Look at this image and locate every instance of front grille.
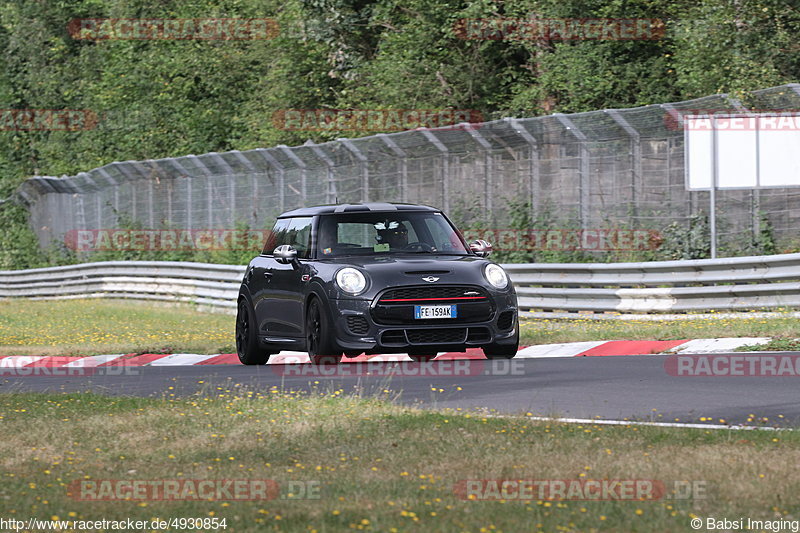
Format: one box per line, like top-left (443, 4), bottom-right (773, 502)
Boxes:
top-left (379, 285), bottom-right (488, 302)
top-left (381, 330), bottom-right (407, 345)
top-left (346, 316), bottom-right (369, 335)
top-left (467, 327), bottom-right (491, 342)
top-left (373, 285), bottom-right (494, 326)
top-left (406, 328), bottom-right (467, 344)
top-left (497, 310), bottom-right (515, 331)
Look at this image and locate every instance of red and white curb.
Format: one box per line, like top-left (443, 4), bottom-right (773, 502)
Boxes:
top-left (0, 337), bottom-right (773, 368)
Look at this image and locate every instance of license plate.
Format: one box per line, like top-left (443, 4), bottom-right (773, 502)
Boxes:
top-left (414, 305), bottom-right (457, 319)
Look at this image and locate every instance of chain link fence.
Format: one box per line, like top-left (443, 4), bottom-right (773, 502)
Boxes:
top-left (16, 83), bottom-right (800, 260)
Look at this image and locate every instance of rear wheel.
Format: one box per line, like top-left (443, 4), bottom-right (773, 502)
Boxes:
top-left (306, 298), bottom-right (342, 365)
top-left (236, 299), bottom-right (272, 365)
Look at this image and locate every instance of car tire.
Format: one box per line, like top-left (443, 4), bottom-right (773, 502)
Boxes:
top-left (483, 318), bottom-right (519, 359)
top-left (306, 298), bottom-right (342, 365)
top-left (236, 299), bottom-right (272, 365)
top-left (408, 352), bottom-right (438, 362)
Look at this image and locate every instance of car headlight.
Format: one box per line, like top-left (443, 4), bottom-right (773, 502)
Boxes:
top-left (483, 263), bottom-right (509, 289)
top-left (335, 267), bottom-right (367, 294)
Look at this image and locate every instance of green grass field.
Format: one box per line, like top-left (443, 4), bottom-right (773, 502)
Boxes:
top-left (0, 299), bottom-right (798, 356)
top-left (1, 392), bottom-right (797, 533)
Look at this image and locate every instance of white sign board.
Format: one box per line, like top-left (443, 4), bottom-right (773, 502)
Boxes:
top-left (685, 114), bottom-right (800, 190)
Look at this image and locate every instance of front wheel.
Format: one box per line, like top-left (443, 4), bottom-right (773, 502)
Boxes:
top-left (483, 319), bottom-right (519, 359)
top-left (482, 344), bottom-right (518, 359)
top-left (306, 298), bottom-right (342, 365)
top-left (236, 299), bottom-right (272, 365)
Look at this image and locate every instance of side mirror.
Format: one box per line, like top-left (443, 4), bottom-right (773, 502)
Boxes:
top-left (469, 239), bottom-right (493, 258)
top-left (274, 244), bottom-right (299, 266)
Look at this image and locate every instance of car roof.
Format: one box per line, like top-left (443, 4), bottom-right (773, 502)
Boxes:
top-left (278, 202), bottom-right (440, 218)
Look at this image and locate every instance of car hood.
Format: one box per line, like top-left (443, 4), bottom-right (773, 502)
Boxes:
top-left (319, 254), bottom-right (494, 287)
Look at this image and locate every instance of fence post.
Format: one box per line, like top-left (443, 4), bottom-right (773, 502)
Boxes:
top-left (306, 141), bottom-right (337, 204)
top-left (508, 118), bottom-right (540, 220)
top-left (186, 155), bottom-right (214, 227)
top-left (228, 150), bottom-right (261, 227)
top-left (339, 138), bottom-right (369, 203)
top-left (420, 130), bottom-right (449, 212)
top-left (606, 110), bottom-right (641, 220)
top-left (554, 114), bottom-right (590, 231)
top-left (208, 153), bottom-right (238, 227)
top-left (255, 149), bottom-right (286, 213)
top-left (377, 133), bottom-right (407, 202)
top-left (462, 123), bottom-right (493, 221)
top-left (278, 145), bottom-right (307, 206)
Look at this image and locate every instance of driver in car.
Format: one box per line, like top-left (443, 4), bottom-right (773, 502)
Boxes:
top-left (376, 221), bottom-right (409, 250)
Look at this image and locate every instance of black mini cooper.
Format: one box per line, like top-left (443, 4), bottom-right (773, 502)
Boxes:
top-left (235, 203), bottom-right (518, 364)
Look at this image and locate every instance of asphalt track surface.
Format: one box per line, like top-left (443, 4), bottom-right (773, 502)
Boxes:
top-left (3, 353), bottom-right (799, 428)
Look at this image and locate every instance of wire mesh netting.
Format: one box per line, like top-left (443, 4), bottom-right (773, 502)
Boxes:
top-left (16, 83), bottom-right (800, 258)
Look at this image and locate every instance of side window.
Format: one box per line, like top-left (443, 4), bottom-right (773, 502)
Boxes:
top-left (263, 219), bottom-right (290, 255)
top-left (283, 217), bottom-right (313, 258)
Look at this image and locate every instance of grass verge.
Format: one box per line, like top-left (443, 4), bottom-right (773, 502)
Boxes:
top-left (2, 299), bottom-right (800, 356)
top-left (737, 336), bottom-right (800, 352)
top-left (0, 299), bottom-right (234, 356)
top-left (0, 391), bottom-right (796, 533)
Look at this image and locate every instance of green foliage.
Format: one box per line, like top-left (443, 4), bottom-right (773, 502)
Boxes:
top-left (752, 212), bottom-right (777, 257)
top-left (659, 213), bottom-right (711, 260)
top-left (1, 0), bottom-right (798, 268)
top-left (0, 201), bottom-right (47, 269)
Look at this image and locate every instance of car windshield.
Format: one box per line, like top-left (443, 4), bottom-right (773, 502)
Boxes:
top-left (314, 211), bottom-right (470, 257)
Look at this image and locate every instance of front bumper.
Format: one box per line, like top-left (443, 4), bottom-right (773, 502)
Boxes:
top-left (329, 291), bottom-right (518, 354)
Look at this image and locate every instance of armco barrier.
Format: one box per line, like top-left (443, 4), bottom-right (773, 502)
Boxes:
top-left (505, 253), bottom-right (800, 313)
top-left (1, 253), bottom-right (800, 313)
top-left (0, 261), bottom-right (245, 309)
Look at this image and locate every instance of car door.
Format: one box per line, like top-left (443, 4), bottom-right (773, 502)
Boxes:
top-left (258, 216), bottom-right (313, 339)
top-left (251, 218), bottom-right (289, 336)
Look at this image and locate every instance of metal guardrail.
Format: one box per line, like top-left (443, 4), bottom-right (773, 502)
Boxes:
top-left (0, 261), bottom-right (246, 309)
top-left (505, 253), bottom-right (800, 313)
top-left (2, 253), bottom-right (800, 313)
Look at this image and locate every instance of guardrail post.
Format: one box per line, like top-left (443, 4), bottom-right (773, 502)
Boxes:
top-left (420, 129), bottom-right (450, 212)
top-left (554, 114), bottom-right (590, 231)
top-left (377, 133), bottom-right (407, 203)
top-left (339, 138), bottom-right (369, 203)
